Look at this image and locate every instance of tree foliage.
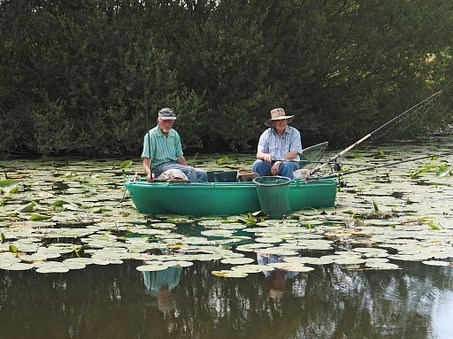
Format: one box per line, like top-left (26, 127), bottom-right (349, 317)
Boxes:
top-left (0, 0), bottom-right (451, 157)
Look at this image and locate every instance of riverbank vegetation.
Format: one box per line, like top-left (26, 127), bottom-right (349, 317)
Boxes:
top-left (1, 0), bottom-right (452, 157)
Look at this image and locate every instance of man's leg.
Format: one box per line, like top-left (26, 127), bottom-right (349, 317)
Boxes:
top-left (195, 169), bottom-right (207, 182)
top-left (278, 162), bottom-right (299, 178)
top-left (252, 160), bottom-right (272, 176)
top-left (158, 163), bottom-right (205, 182)
top-left (153, 163), bottom-right (193, 181)
top-left (153, 163), bottom-right (175, 179)
top-left (173, 164), bottom-right (198, 182)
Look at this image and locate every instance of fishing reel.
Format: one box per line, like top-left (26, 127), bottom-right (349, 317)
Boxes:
top-left (331, 161), bottom-right (342, 172)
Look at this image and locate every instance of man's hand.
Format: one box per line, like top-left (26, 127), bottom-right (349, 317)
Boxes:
top-left (262, 153), bottom-right (272, 162)
top-left (143, 158), bottom-right (154, 182)
top-left (271, 161), bottom-right (282, 175)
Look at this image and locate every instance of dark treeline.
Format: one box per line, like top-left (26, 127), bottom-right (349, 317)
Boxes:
top-left (1, 0), bottom-right (452, 157)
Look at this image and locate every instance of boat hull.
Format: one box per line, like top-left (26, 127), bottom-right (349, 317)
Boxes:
top-left (124, 178), bottom-right (337, 216)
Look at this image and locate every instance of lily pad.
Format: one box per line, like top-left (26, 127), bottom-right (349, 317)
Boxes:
top-left (149, 222), bottom-right (177, 229)
top-left (220, 257), bottom-right (255, 265)
top-left (422, 260), bottom-right (451, 267)
top-left (268, 262), bottom-right (315, 272)
top-left (365, 262), bottom-right (401, 270)
top-left (231, 264), bottom-right (275, 273)
top-left (35, 262), bottom-right (70, 273)
top-left (256, 247), bottom-right (299, 256)
top-left (211, 269), bottom-right (248, 278)
top-left (136, 264), bottom-right (169, 272)
top-left (2, 262), bottom-right (34, 271)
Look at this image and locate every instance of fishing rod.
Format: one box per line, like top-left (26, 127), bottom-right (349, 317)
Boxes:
top-left (275, 158), bottom-right (371, 168)
top-left (309, 90), bottom-right (443, 176)
top-left (2, 167), bottom-right (137, 179)
top-left (317, 152), bottom-right (452, 179)
top-left (51, 168), bottom-right (135, 175)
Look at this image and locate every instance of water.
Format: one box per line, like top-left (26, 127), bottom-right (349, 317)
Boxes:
top-left (0, 138), bottom-right (452, 338)
top-left (1, 260), bottom-right (452, 338)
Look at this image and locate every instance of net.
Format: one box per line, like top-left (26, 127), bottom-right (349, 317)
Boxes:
top-left (298, 141), bottom-right (328, 169)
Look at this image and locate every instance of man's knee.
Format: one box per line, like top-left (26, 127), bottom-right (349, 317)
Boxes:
top-left (252, 160), bottom-right (271, 176)
top-left (196, 170), bottom-right (207, 182)
top-left (279, 162), bottom-right (298, 178)
top-left (252, 159), bottom-right (264, 171)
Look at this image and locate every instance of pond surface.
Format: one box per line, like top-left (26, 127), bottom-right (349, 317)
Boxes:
top-left (0, 137), bottom-right (452, 339)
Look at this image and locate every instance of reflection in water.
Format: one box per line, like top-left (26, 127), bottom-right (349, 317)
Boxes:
top-left (257, 253), bottom-right (298, 301)
top-left (142, 267), bottom-right (182, 315)
top-left (0, 260), bottom-right (451, 338)
top-left (433, 291), bottom-right (453, 338)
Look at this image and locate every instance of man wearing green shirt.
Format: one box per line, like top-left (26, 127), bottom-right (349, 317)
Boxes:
top-left (141, 108), bottom-right (207, 182)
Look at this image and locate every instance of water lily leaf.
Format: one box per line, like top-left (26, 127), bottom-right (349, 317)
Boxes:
top-left (334, 257), bottom-right (366, 265)
top-left (365, 258), bottom-right (389, 265)
top-left (150, 222), bottom-right (177, 229)
top-left (389, 253), bottom-right (431, 261)
top-left (35, 264), bottom-right (70, 274)
top-left (16, 202), bottom-right (36, 213)
top-left (435, 164), bottom-right (451, 177)
top-left (61, 261), bottom-right (86, 270)
top-left (235, 243), bottom-right (272, 252)
top-left (136, 264), bottom-right (169, 272)
top-left (29, 213), bottom-right (52, 221)
top-left (201, 229), bottom-right (235, 238)
top-left (256, 247), bottom-right (299, 256)
top-left (283, 256), bottom-right (313, 264)
top-left (63, 257), bottom-right (94, 265)
top-left (221, 257), bottom-right (254, 265)
top-left (409, 163), bottom-right (438, 178)
top-left (211, 269), bottom-right (248, 278)
top-left (365, 262), bottom-right (401, 270)
top-left (419, 217), bottom-right (441, 230)
top-left (75, 246), bottom-right (85, 257)
top-left (422, 260), bottom-right (451, 267)
top-left (119, 160), bottom-right (133, 169)
top-left (255, 237), bottom-right (283, 244)
top-left (268, 262), bottom-right (315, 272)
top-left (0, 196), bottom-right (12, 206)
top-left (0, 179), bottom-right (18, 189)
top-left (53, 200), bottom-right (71, 207)
top-left (231, 264), bottom-right (274, 273)
top-left (293, 239), bottom-right (333, 251)
top-left (164, 260), bottom-right (194, 268)
top-left (352, 247), bottom-right (389, 258)
top-left (216, 156), bottom-right (230, 165)
top-left (92, 258), bottom-right (123, 265)
top-left (304, 256), bottom-right (335, 265)
top-left (3, 263), bottom-right (34, 271)
top-left (8, 186), bottom-right (19, 193)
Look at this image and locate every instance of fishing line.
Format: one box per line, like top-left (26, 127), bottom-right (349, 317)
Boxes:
top-left (318, 152), bottom-right (452, 179)
top-left (310, 90), bottom-right (443, 176)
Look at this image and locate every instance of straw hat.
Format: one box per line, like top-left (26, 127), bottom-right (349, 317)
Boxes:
top-left (265, 108), bottom-right (294, 127)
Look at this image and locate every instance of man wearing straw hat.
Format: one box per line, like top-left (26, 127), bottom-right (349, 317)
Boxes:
top-left (252, 108), bottom-right (302, 178)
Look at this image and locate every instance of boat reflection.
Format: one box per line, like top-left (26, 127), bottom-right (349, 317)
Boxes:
top-left (0, 260), bottom-right (451, 338)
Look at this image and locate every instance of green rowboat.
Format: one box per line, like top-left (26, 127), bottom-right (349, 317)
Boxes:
top-left (125, 177), bottom-right (337, 216)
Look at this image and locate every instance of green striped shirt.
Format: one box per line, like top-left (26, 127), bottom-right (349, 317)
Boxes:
top-left (141, 126), bottom-right (184, 168)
